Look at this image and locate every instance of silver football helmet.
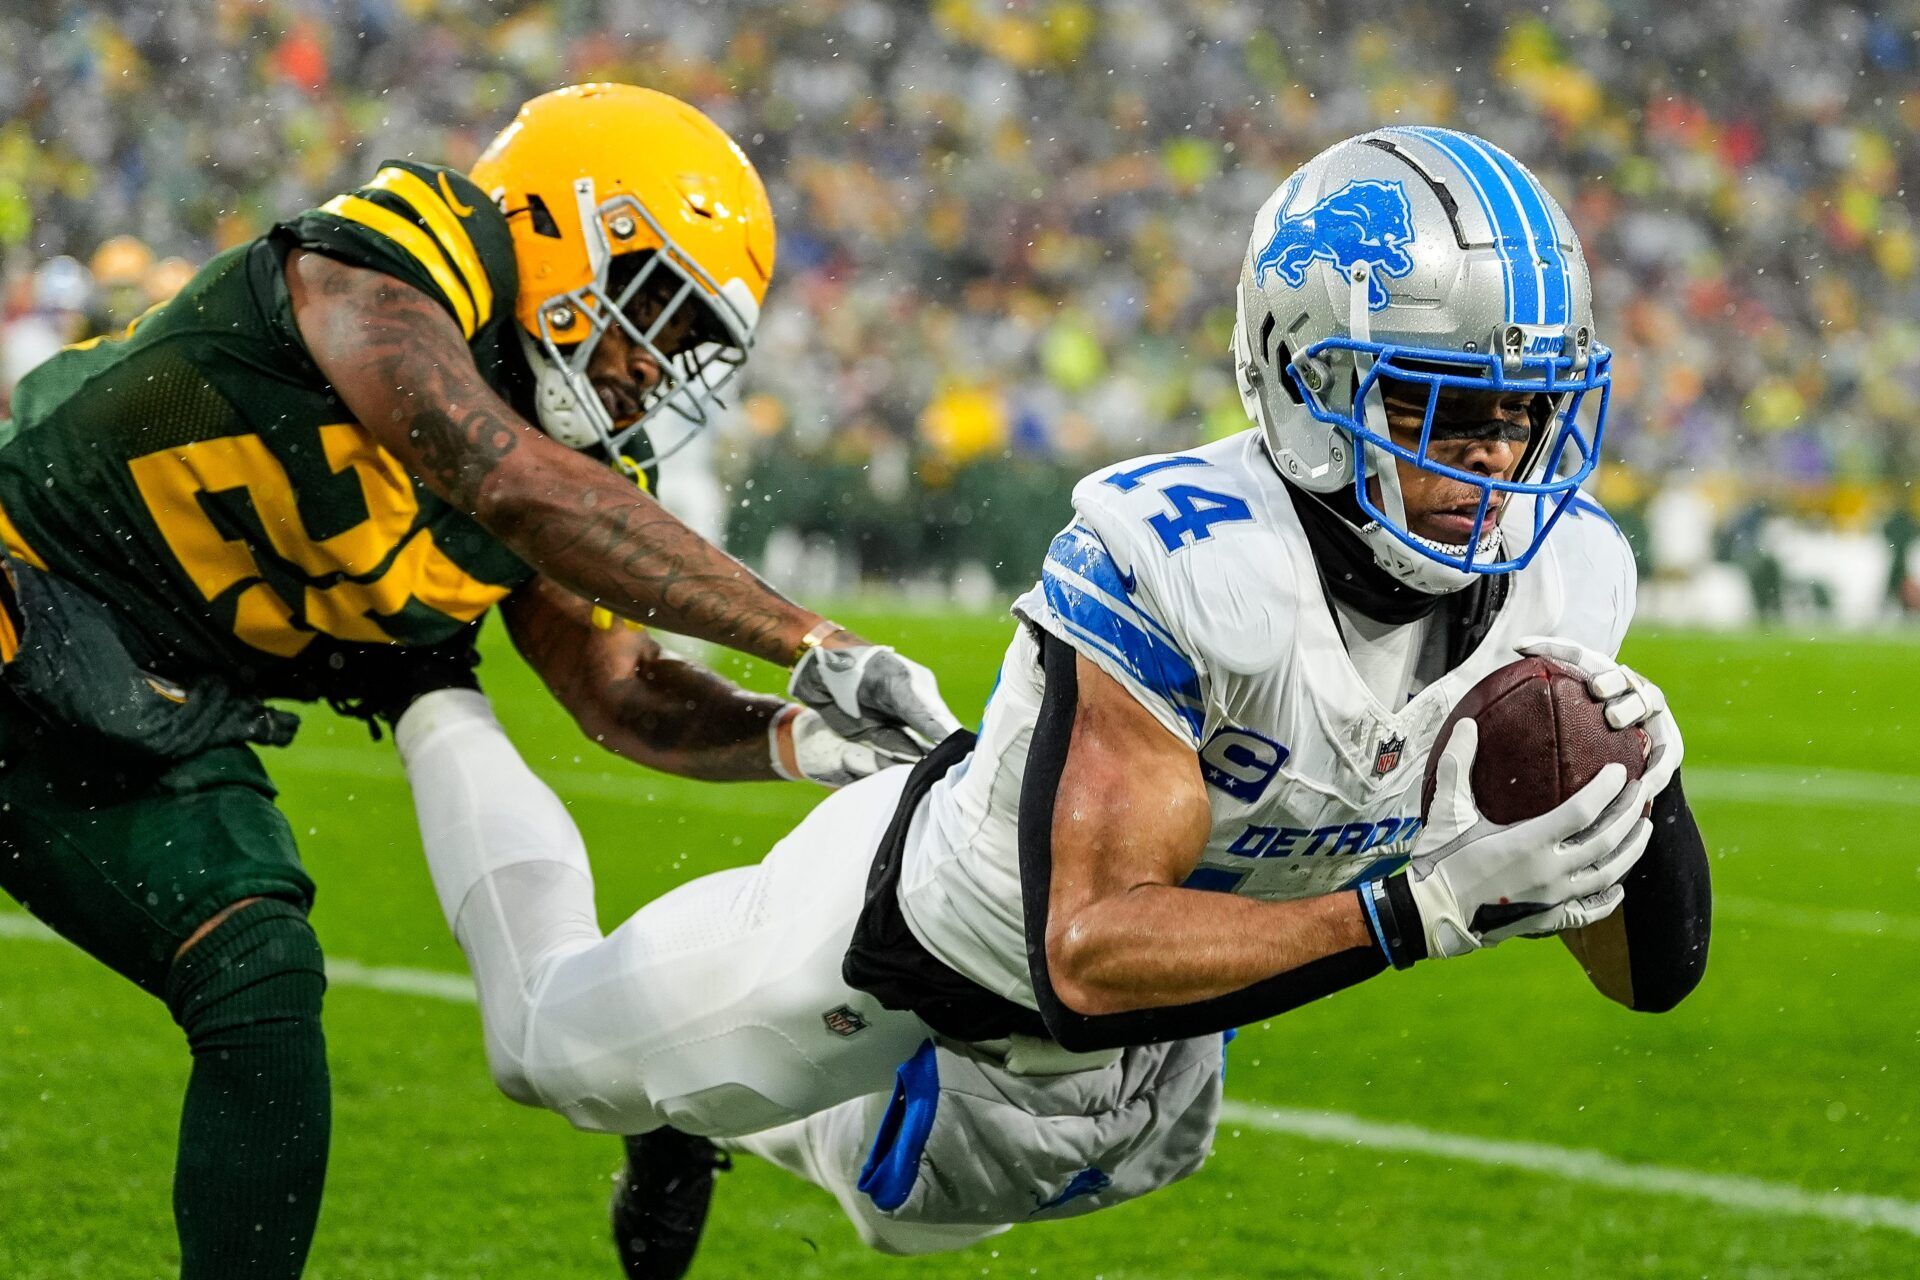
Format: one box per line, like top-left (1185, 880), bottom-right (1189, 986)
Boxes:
top-left (1231, 127), bottom-right (1611, 594)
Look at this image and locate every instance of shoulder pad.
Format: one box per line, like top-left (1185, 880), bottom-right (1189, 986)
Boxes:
top-left (277, 159), bottom-right (517, 341)
top-left (1540, 494), bottom-right (1637, 654)
top-left (1068, 449), bottom-right (1299, 677)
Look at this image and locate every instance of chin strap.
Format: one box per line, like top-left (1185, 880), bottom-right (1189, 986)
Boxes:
top-left (1282, 476), bottom-right (1510, 670)
top-left (517, 329), bottom-right (605, 450)
top-left (1346, 263), bottom-right (1374, 345)
top-left (1343, 261), bottom-right (1424, 552)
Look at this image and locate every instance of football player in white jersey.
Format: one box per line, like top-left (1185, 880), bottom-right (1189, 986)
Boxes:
top-left (393, 128), bottom-right (1709, 1277)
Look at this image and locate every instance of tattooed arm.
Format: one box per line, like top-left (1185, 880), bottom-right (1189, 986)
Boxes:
top-left (284, 250), bottom-right (839, 665)
top-left (501, 575), bottom-right (792, 782)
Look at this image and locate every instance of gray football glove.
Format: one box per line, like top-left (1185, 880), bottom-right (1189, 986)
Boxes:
top-left (788, 642), bottom-right (963, 764)
top-left (1402, 718), bottom-right (1652, 959)
top-left (770, 707), bottom-right (898, 788)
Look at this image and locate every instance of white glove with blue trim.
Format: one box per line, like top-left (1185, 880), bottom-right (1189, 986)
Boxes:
top-left (1376, 719), bottom-right (1652, 962)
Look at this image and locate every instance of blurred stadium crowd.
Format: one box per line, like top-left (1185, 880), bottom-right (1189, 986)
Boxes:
top-left (4, 0), bottom-right (1920, 622)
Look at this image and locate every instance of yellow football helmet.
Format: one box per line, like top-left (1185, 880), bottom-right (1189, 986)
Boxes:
top-left (470, 83), bottom-right (776, 464)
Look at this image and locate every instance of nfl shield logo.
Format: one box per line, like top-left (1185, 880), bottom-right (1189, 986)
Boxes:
top-left (822, 1005), bottom-right (869, 1038)
top-left (1373, 734), bottom-right (1406, 777)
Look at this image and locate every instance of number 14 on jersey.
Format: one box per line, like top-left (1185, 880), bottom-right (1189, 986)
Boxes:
top-left (1103, 456), bottom-right (1255, 554)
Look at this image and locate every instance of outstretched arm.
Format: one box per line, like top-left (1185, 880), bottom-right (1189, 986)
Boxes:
top-left (286, 249), bottom-right (820, 665)
top-left (501, 576), bottom-right (788, 782)
top-left (1031, 632), bottom-right (1646, 1052)
top-left (502, 576), bottom-right (897, 788)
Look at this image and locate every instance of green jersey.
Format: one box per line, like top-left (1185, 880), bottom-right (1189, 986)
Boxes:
top-left (0, 160), bottom-right (536, 697)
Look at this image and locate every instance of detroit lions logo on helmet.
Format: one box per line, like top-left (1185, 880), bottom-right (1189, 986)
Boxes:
top-left (1253, 179), bottom-right (1416, 312)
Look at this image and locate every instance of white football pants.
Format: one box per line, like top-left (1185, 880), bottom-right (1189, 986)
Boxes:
top-left (719, 1098), bottom-right (1011, 1256)
top-left (393, 689), bottom-right (933, 1139)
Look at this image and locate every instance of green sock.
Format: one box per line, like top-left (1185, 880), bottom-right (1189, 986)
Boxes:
top-left (165, 899), bottom-right (331, 1279)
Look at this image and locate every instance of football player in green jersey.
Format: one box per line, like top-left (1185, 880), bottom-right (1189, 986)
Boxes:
top-left (0, 83), bottom-right (959, 1279)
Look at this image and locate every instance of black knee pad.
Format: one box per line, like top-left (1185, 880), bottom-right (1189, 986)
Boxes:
top-left (165, 899), bottom-right (327, 1051)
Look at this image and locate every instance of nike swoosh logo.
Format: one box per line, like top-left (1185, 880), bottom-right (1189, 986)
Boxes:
top-left (437, 171), bottom-right (475, 216)
top-left (1117, 566), bottom-right (1138, 595)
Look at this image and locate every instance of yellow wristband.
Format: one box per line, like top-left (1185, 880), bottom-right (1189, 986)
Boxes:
top-left (591, 605), bottom-right (647, 633)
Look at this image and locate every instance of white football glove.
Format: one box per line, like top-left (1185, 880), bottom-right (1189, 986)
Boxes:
top-left (769, 706), bottom-right (896, 788)
top-left (1515, 636), bottom-right (1683, 802)
top-left (789, 642), bottom-right (963, 763)
top-left (1373, 719), bottom-right (1652, 962)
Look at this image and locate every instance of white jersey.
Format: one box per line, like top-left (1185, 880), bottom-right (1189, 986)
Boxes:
top-left (897, 430), bottom-right (1636, 1006)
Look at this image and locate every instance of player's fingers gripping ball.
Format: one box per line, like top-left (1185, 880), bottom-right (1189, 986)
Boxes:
top-left (1512, 636), bottom-right (1683, 801)
top-left (1422, 653), bottom-right (1651, 825)
top-left (1403, 719), bottom-right (1646, 958)
top-left (1375, 656), bottom-right (1660, 962)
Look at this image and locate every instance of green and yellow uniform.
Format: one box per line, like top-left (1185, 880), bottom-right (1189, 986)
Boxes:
top-left (0, 159), bottom-right (532, 983)
top-left (0, 160), bottom-right (533, 694)
top-left (0, 160), bottom-right (548, 1280)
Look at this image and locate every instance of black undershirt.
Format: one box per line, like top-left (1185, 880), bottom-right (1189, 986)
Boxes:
top-left (1285, 479), bottom-right (1448, 625)
top-left (1280, 473), bottom-right (1508, 672)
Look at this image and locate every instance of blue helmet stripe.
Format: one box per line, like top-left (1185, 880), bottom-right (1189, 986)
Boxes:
top-left (1396, 126), bottom-right (1539, 324)
top-left (1439, 130), bottom-right (1553, 324)
top-left (1457, 133), bottom-right (1570, 325)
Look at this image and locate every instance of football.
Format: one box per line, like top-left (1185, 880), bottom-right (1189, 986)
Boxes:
top-left (1422, 656), bottom-right (1649, 824)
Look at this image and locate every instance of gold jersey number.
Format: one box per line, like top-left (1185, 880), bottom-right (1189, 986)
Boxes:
top-left (128, 423), bottom-right (510, 657)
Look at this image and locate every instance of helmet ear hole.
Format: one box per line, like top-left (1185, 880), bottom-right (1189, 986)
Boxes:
top-left (1273, 342), bottom-right (1305, 406)
top-left (523, 193), bottom-right (563, 239)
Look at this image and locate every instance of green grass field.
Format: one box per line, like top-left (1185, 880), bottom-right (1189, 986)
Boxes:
top-left (2, 613), bottom-right (1917, 1279)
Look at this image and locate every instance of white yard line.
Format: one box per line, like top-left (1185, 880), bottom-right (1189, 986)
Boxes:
top-left (2, 909), bottom-right (1915, 1239)
top-left (0, 913), bottom-right (485, 999)
top-left (324, 955), bottom-right (479, 1002)
top-left (266, 752), bottom-right (1920, 944)
top-left (1680, 765), bottom-right (1920, 810)
top-left (1717, 896), bottom-right (1920, 943)
top-left (1217, 1101), bottom-right (1920, 1238)
top-left (263, 751), bottom-right (1920, 947)
top-left (271, 744), bottom-right (780, 810)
